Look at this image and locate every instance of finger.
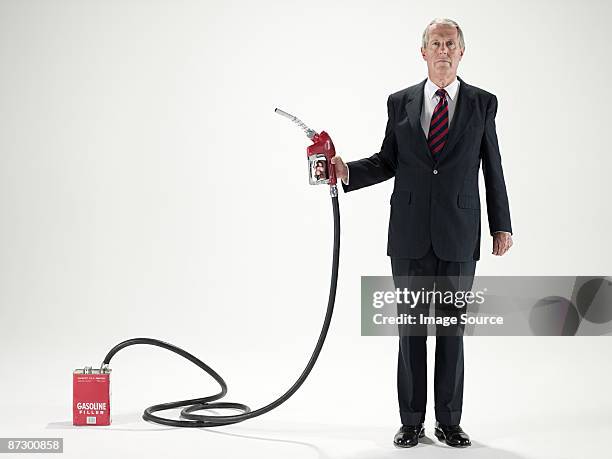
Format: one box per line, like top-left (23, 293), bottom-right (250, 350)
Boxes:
top-left (493, 237), bottom-right (499, 255)
top-left (501, 240), bottom-right (509, 255)
top-left (502, 237), bottom-right (511, 255)
top-left (497, 237), bottom-right (504, 256)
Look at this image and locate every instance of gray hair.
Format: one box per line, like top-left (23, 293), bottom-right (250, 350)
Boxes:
top-left (422, 18), bottom-right (465, 50)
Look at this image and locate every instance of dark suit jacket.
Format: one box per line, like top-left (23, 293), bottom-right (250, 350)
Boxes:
top-left (342, 76), bottom-right (512, 262)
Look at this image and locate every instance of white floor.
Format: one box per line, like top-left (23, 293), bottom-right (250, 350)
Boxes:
top-left (2, 337), bottom-right (612, 459)
top-left (0, 403), bottom-right (606, 459)
top-left (2, 319), bottom-right (612, 459)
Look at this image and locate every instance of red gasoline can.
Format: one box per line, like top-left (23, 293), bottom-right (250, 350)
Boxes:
top-left (73, 366), bottom-right (111, 426)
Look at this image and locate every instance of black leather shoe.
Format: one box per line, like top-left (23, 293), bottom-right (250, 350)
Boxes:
top-left (393, 424), bottom-right (425, 448)
top-left (434, 421), bottom-right (471, 447)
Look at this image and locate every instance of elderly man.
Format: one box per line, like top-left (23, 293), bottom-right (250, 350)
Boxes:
top-left (332, 18), bottom-right (513, 448)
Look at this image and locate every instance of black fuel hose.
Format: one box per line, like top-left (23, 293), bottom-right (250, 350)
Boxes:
top-left (102, 194), bottom-right (340, 427)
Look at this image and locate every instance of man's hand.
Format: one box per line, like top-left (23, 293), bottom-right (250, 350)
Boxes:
top-left (331, 156), bottom-right (348, 183)
top-left (492, 232), bottom-right (513, 256)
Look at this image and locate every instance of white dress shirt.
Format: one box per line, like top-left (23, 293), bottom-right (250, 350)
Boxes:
top-left (420, 77), bottom-right (459, 134)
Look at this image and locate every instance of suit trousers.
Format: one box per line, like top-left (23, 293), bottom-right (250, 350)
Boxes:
top-left (391, 245), bottom-right (476, 426)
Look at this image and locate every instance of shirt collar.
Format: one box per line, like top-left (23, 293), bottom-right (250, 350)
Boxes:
top-left (425, 77), bottom-right (460, 101)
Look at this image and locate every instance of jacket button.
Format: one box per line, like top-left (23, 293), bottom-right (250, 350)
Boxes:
top-left (433, 169), bottom-right (438, 175)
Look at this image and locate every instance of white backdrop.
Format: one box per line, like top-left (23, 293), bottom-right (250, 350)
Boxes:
top-left (1, 1), bottom-right (611, 458)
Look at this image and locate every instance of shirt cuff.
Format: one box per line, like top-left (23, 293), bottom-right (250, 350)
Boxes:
top-left (341, 164), bottom-right (349, 186)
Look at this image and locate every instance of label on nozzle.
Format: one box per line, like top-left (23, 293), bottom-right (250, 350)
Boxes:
top-left (308, 154), bottom-right (330, 185)
top-left (73, 368), bottom-right (111, 426)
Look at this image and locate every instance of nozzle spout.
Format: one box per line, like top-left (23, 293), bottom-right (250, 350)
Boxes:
top-left (274, 108), bottom-right (317, 139)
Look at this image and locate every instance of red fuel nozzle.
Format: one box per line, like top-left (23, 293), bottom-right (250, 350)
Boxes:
top-left (275, 108), bottom-right (337, 187)
top-left (307, 131), bottom-right (337, 186)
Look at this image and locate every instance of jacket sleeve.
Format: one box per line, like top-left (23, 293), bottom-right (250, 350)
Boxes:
top-left (481, 94), bottom-right (513, 235)
top-left (341, 95), bottom-right (398, 192)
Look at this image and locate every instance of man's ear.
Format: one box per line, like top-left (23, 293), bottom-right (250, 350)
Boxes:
top-left (420, 47), bottom-right (426, 60)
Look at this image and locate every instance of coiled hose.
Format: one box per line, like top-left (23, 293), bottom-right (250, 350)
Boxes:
top-left (102, 194), bottom-right (340, 427)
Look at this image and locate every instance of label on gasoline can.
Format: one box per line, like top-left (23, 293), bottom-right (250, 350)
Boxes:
top-left (73, 367), bottom-right (111, 426)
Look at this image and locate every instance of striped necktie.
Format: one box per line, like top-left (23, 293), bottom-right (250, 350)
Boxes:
top-left (428, 88), bottom-right (449, 155)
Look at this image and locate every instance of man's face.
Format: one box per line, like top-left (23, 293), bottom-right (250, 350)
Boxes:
top-left (421, 24), bottom-right (464, 75)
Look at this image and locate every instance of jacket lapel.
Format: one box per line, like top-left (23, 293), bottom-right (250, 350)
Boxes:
top-left (404, 79), bottom-right (433, 166)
